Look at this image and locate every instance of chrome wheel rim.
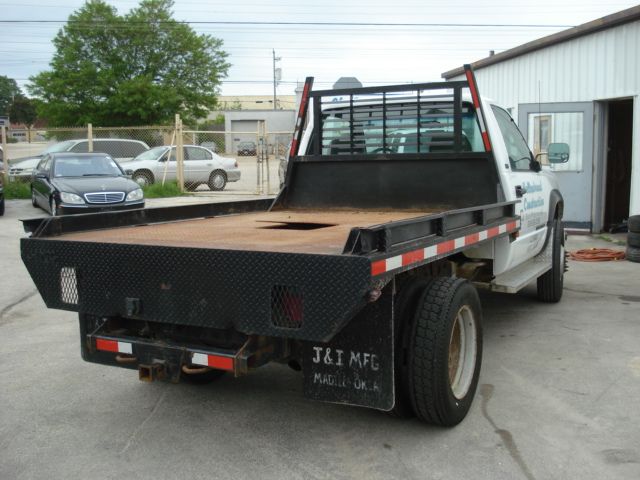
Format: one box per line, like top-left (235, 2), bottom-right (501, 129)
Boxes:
top-left (135, 176), bottom-right (148, 187)
top-left (448, 305), bottom-right (477, 399)
top-left (212, 174), bottom-right (224, 189)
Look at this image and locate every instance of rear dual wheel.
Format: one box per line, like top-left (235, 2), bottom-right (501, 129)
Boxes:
top-left (393, 277), bottom-right (483, 426)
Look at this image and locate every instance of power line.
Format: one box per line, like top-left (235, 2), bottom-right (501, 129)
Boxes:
top-left (0, 19), bottom-right (575, 27)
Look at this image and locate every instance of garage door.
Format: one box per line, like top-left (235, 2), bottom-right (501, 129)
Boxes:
top-left (231, 120), bottom-right (259, 154)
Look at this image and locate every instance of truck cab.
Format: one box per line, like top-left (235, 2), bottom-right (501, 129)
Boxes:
top-left (294, 86), bottom-right (568, 291)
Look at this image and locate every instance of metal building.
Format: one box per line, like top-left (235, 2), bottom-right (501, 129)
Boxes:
top-left (221, 110), bottom-right (295, 155)
top-left (443, 6), bottom-right (640, 232)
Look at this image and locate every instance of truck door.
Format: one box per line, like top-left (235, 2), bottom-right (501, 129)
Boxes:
top-left (492, 106), bottom-right (549, 267)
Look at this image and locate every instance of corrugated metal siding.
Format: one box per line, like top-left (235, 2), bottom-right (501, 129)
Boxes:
top-left (451, 20), bottom-right (640, 116)
top-left (450, 19), bottom-right (640, 217)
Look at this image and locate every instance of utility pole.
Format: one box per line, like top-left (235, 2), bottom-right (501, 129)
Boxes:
top-left (272, 49), bottom-right (281, 111)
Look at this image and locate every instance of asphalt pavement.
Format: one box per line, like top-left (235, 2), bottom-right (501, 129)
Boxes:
top-left (1, 198), bottom-right (639, 480)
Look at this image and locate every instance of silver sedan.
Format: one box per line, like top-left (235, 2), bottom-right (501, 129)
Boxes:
top-left (126, 145), bottom-right (240, 191)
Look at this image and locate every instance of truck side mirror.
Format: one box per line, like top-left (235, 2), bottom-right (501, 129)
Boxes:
top-left (548, 143), bottom-right (570, 164)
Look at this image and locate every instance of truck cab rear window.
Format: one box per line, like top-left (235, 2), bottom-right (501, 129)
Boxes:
top-left (320, 102), bottom-right (483, 155)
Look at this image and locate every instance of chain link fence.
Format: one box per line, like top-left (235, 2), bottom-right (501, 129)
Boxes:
top-left (1, 123), bottom-right (292, 196)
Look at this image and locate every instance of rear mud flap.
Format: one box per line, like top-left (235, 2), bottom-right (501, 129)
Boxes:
top-left (302, 286), bottom-right (394, 411)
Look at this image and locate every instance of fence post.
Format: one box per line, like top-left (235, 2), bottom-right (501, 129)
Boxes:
top-left (1, 126), bottom-right (8, 182)
top-left (87, 124), bottom-right (93, 152)
top-left (175, 114), bottom-right (184, 192)
top-left (264, 123), bottom-right (271, 194)
top-left (255, 126), bottom-right (261, 194)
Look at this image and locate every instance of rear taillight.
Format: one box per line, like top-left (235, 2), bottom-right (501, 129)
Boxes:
top-left (271, 286), bottom-right (304, 329)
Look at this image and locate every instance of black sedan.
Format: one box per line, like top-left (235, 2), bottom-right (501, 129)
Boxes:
top-left (31, 153), bottom-right (145, 216)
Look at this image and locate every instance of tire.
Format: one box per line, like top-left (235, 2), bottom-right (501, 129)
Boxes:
top-left (181, 368), bottom-right (226, 385)
top-left (388, 277), bottom-right (433, 418)
top-left (208, 170), bottom-right (227, 191)
top-left (0, 196), bottom-right (4, 217)
top-left (31, 188), bottom-right (38, 207)
top-left (133, 171), bottom-right (154, 187)
top-left (627, 232), bottom-right (640, 249)
top-left (626, 246), bottom-right (640, 263)
top-left (407, 277), bottom-right (483, 426)
top-left (628, 215), bottom-right (640, 233)
top-left (537, 219), bottom-right (565, 303)
top-left (49, 197), bottom-right (58, 217)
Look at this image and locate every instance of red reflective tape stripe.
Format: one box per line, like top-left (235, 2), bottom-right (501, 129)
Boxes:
top-left (437, 240), bottom-right (455, 255)
top-left (289, 139), bottom-right (299, 158)
top-left (465, 70), bottom-right (481, 108)
top-left (96, 338), bottom-right (118, 353)
top-left (371, 260), bottom-right (386, 276)
top-left (507, 221), bottom-right (517, 231)
top-left (466, 232), bottom-right (480, 245)
top-left (208, 355), bottom-right (234, 371)
top-left (402, 249), bottom-right (424, 266)
top-left (487, 226), bottom-right (500, 238)
top-left (481, 131), bottom-right (492, 152)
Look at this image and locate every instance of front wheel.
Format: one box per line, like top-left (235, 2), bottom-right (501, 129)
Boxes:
top-left (537, 218), bottom-right (565, 302)
top-left (49, 197), bottom-right (59, 216)
top-left (408, 277), bottom-right (483, 426)
top-left (133, 171), bottom-right (154, 187)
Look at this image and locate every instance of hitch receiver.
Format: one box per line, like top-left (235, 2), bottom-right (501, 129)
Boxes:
top-left (139, 363), bottom-right (165, 382)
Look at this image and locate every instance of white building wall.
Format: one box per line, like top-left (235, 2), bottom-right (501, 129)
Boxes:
top-left (450, 20), bottom-right (640, 216)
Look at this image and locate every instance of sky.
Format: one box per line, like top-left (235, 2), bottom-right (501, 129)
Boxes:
top-left (0, 0), bottom-right (638, 102)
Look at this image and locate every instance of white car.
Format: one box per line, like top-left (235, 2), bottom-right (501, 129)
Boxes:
top-left (127, 145), bottom-right (241, 191)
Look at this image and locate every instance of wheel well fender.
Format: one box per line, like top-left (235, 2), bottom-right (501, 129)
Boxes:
top-left (211, 169), bottom-right (227, 179)
top-left (541, 189), bottom-right (564, 251)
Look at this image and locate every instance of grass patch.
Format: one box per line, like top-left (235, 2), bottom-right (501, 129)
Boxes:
top-left (597, 234), bottom-right (626, 246)
top-left (142, 181), bottom-right (185, 198)
top-left (3, 180), bottom-right (31, 199)
top-left (1, 179), bottom-right (185, 200)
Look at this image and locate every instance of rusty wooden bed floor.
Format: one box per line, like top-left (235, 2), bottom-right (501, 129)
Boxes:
top-left (52, 208), bottom-right (445, 255)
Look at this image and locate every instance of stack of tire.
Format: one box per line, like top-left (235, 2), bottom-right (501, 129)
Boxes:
top-left (628, 215), bottom-right (640, 263)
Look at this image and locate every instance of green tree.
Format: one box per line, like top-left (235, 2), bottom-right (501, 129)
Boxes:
top-left (0, 76), bottom-right (21, 116)
top-left (28, 0), bottom-right (230, 126)
top-left (9, 95), bottom-right (38, 126)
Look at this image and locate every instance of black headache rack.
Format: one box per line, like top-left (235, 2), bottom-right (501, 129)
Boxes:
top-left (275, 65), bottom-right (497, 212)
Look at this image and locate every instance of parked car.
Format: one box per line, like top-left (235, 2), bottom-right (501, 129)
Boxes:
top-left (31, 153), bottom-right (145, 216)
top-left (127, 145), bottom-right (241, 191)
top-left (278, 143), bottom-right (291, 190)
top-left (9, 138), bottom-right (150, 181)
top-left (237, 141), bottom-right (257, 156)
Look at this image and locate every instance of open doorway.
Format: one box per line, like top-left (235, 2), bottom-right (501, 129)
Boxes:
top-left (604, 99), bottom-right (633, 231)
